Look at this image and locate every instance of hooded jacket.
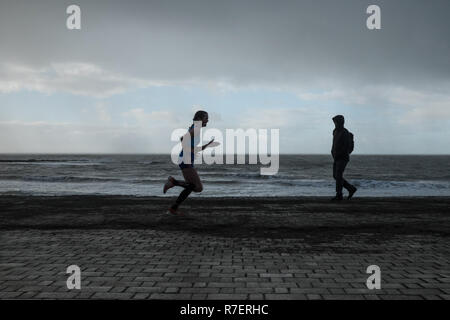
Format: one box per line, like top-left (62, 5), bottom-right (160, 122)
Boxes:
top-left (331, 115), bottom-right (351, 161)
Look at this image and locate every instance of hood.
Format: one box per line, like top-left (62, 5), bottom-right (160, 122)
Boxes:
top-left (332, 115), bottom-right (345, 128)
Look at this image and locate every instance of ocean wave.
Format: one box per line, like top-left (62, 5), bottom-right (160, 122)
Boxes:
top-left (0, 176), bottom-right (121, 183)
top-left (2, 174), bottom-right (449, 190)
top-left (0, 159), bottom-right (90, 163)
top-left (277, 179), bottom-right (332, 187)
top-left (275, 178), bottom-right (450, 189)
top-left (224, 172), bottom-right (293, 180)
top-left (142, 161), bottom-right (163, 165)
top-left (353, 179), bottom-right (450, 190)
top-left (132, 178), bottom-right (172, 184)
top-left (0, 159), bottom-right (165, 167)
top-left (205, 179), bottom-right (242, 185)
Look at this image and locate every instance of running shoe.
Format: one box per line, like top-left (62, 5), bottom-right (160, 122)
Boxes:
top-left (166, 207), bottom-right (184, 216)
top-left (163, 176), bottom-right (175, 194)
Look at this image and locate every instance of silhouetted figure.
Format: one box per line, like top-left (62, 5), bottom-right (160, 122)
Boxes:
top-left (331, 115), bottom-right (357, 200)
top-left (163, 110), bottom-right (215, 215)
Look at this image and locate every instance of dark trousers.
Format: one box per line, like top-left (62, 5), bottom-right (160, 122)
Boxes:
top-left (333, 160), bottom-right (354, 196)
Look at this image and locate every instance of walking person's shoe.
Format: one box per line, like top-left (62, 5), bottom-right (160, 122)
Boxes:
top-left (347, 186), bottom-right (357, 200)
top-left (331, 194), bottom-right (344, 201)
top-left (163, 176), bottom-right (175, 194)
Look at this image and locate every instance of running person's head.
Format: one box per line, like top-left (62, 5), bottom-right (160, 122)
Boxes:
top-left (193, 110), bottom-right (209, 127)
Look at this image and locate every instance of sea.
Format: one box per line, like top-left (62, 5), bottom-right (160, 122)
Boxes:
top-left (0, 154), bottom-right (449, 197)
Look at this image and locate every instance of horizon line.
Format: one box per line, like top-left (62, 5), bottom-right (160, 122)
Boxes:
top-left (1, 153), bottom-right (449, 156)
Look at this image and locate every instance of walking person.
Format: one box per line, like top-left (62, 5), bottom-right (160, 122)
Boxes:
top-left (163, 110), bottom-right (215, 215)
top-left (331, 115), bottom-right (357, 200)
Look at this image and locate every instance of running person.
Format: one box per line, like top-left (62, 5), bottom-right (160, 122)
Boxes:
top-left (163, 110), bottom-right (214, 215)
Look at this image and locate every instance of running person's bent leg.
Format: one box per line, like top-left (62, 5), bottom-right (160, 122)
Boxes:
top-left (170, 167), bottom-right (203, 211)
top-left (182, 167), bottom-right (203, 192)
top-left (163, 175), bottom-right (193, 194)
top-left (171, 177), bottom-right (191, 188)
top-left (172, 184), bottom-right (195, 210)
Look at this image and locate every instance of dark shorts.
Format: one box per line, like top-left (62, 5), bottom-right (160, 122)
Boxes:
top-left (179, 152), bottom-right (195, 169)
top-left (179, 163), bottom-right (194, 169)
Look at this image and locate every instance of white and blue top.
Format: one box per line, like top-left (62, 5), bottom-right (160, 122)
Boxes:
top-left (178, 124), bottom-right (200, 169)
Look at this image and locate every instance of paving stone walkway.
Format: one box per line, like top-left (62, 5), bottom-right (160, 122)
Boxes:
top-left (1, 196), bottom-right (449, 299)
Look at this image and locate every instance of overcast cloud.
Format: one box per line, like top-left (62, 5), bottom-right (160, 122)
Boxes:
top-left (0, 0), bottom-right (449, 153)
top-left (1, 0), bottom-right (449, 88)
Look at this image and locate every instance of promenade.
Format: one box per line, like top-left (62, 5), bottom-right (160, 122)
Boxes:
top-left (1, 196), bottom-right (449, 300)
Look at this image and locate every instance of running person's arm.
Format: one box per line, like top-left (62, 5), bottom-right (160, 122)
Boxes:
top-left (201, 138), bottom-right (214, 151)
top-left (186, 128), bottom-right (214, 153)
top-left (190, 127), bottom-right (215, 152)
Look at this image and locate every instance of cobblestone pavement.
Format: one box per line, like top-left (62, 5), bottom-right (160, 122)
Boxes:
top-left (0, 196), bottom-right (449, 300)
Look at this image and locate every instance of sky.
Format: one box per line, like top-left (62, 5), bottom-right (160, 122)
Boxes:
top-left (0, 0), bottom-right (449, 154)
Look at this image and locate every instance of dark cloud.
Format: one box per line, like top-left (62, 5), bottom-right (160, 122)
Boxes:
top-left (0, 0), bottom-right (449, 89)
